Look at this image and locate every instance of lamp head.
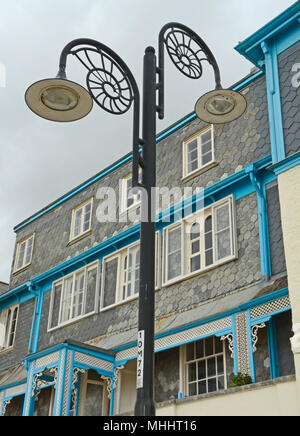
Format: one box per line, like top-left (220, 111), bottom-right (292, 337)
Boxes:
top-left (25, 78), bottom-right (93, 122)
top-left (195, 88), bottom-right (247, 124)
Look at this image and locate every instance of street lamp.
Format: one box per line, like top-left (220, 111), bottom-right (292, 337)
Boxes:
top-left (25, 23), bottom-right (246, 416)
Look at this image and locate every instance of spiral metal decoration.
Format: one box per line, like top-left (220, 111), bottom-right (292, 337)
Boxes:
top-left (71, 47), bottom-right (134, 114)
top-left (164, 26), bottom-right (209, 79)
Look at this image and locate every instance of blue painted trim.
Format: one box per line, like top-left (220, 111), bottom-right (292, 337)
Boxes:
top-left (235, 3), bottom-right (300, 67)
top-left (267, 318), bottom-right (280, 379)
top-left (66, 350), bottom-right (75, 416)
top-left (247, 310), bottom-right (256, 382)
top-left (268, 151), bottom-right (300, 175)
top-left (276, 20), bottom-right (300, 54)
top-left (262, 40), bottom-right (285, 164)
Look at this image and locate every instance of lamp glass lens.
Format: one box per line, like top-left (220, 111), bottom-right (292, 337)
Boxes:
top-left (205, 94), bottom-right (235, 115)
top-left (40, 86), bottom-right (79, 111)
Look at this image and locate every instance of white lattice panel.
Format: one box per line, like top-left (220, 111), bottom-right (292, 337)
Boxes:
top-left (62, 351), bottom-right (72, 416)
top-left (73, 352), bottom-right (113, 372)
top-left (115, 317), bottom-right (232, 361)
top-left (250, 296), bottom-right (290, 319)
top-left (235, 312), bottom-right (251, 375)
top-left (35, 352), bottom-right (60, 370)
top-left (55, 349), bottom-right (66, 416)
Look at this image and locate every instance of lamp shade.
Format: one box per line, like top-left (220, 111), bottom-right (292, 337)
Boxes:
top-left (25, 78), bottom-right (93, 122)
top-left (195, 89), bottom-right (247, 124)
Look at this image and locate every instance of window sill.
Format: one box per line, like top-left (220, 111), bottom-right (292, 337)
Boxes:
top-left (182, 161), bottom-right (218, 184)
top-left (67, 230), bottom-right (92, 246)
top-left (47, 310), bottom-right (96, 332)
top-left (119, 202), bottom-right (141, 219)
top-left (12, 263), bottom-right (31, 275)
top-left (163, 254), bottom-right (237, 287)
top-left (0, 345), bottom-right (14, 355)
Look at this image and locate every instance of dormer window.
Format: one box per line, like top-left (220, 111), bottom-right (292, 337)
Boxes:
top-left (70, 198), bottom-right (93, 241)
top-left (14, 234), bottom-right (34, 272)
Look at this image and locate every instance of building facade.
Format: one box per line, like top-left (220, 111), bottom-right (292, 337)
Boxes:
top-left (0, 3), bottom-right (300, 416)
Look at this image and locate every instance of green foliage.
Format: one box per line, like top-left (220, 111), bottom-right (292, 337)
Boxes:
top-left (230, 372), bottom-right (252, 387)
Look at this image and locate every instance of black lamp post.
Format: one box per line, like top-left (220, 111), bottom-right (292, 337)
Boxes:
top-left (25, 23), bottom-right (246, 416)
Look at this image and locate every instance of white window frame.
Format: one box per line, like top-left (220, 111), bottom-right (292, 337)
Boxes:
top-left (47, 261), bottom-right (99, 331)
top-left (78, 372), bottom-right (108, 416)
top-left (120, 172), bottom-right (142, 215)
top-left (182, 125), bottom-right (216, 181)
top-left (101, 232), bottom-right (161, 311)
top-left (70, 198), bottom-right (93, 242)
top-left (180, 335), bottom-right (227, 397)
top-left (163, 196), bottom-right (236, 286)
top-left (13, 234), bottom-right (35, 272)
top-left (0, 304), bottom-right (19, 351)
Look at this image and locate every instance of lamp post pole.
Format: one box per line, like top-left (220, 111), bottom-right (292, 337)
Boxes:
top-left (134, 47), bottom-right (157, 416)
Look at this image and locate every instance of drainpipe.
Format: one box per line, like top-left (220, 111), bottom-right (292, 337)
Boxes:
top-left (27, 282), bottom-right (43, 354)
top-left (245, 164), bottom-right (271, 279)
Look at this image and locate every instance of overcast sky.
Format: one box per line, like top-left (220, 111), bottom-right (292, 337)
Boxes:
top-left (0, 0), bottom-right (296, 284)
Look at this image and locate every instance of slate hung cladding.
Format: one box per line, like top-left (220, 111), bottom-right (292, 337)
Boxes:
top-left (1, 3), bottom-right (300, 416)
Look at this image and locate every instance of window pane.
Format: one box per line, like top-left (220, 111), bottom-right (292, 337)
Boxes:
top-left (188, 382), bottom-right (197, 396)
top-left (60, 277), bottom-right (73, 323)
top-left (83, 203), bottom-right (91, 232)
top-left (8, 307), bottom-right (18, 347)
top-left (216, 229), bottom-right (231, 259)
top-left (4, 309), bottom-right (11, 348)
top-left (205, 216), bottom-right (212, 232)
top-left (190, 222), bottom-right (200, 240)
top-left (51, 283), bottom-right (62, 328)
top-left (201, 130), bottom-right (211, 144)
top-left (202, 152), bottom-right (212, 165)
top-left (188, 160), bottom-right (198, 173)
top-left (202, 141), bottom-right (211, 154)
top-left (73, 272), bottom-right (85, 318)
top-left (25, 237), bottom-right (33, 265)
top-left (198, 380), bottom-right (206, 394)
top-left (188, 362), bottom-right (196, 382)
top-left (198, 360), bottom-right (206, 380)
top-left (103, 258), bottom-right (118, 308)
top-left (168, 252), bottom-right (181, 280)
top-left (17, 242), bottom-right (26, 269)
top-left (85, 267), bottom-right (97, 314)
top-left (207, 378), bottom-right (217, 393)
top-left (205, 249), bottom-right (213, 266)
top-left (218, 376), bottom-right (225, 391)
top-left (205, 231), bottom-right (212, 249)
top-left (74, 208), bottom-right (83, 237)
top-left (85, 383), bottom-right (104, 416)
top-left (186, 343), bottom-right (194, 361)
top-left (215, 337), bottom-right (223, 354)
top-left (207, 357), bottom-right (216, 377)
top-left (168, 227), bottom-right (181, 253)
top-left (216, 204), bottom-right (229, 231)
top-left (195, 340), bottom-right (204, 359)
top-left (190, 255), bottom-right (200, 272)
top-left (217, 355), bottom-right (224, 375)
top-left (205, 337), bottom-right (214, 356)
top-left (188, 139), bottom-right (197, 152)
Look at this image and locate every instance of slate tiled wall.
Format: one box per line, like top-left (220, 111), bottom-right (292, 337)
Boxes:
top-left (278, 40), bottom-right (300, 157)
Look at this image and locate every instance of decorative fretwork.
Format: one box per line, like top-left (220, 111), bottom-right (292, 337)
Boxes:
top-left (71, 367), bottom-right (86, 413)
top-left (221, 333), bottom-right (234, 358)
top-left (113, 365), bottom-right (124, 391)
top-left (2, 400), bottom-right (11, 416)
top-left (251, 323), bottom-right (266, 352)
top-left (73, 352), bottom-right (113, 373)
top-left (62, 351), bottom-right (72, 416)
top-left (35, 352), bottom-right (60, 370)
top-left (250, 296), bottom-right (290, 319)
top-left (100, 375), bottom-right (113, 399)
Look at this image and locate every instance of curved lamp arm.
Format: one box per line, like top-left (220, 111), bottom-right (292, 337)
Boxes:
top-left (56, 38), bottom-right (141, 187)
top-left (157, 22), bottom-right (222, 120)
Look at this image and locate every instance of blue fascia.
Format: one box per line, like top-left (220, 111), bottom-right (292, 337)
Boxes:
top-left (235, 2), bottom-right (300, 68)
top-left (268, 151), bottom-right (300, 175)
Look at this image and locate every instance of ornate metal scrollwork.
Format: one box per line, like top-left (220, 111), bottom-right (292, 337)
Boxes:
top-left (163, 26), bottom-right (206, 79)
top-left (221, 334), bottom-right (234, 358)
top-left (65, 46), bottom-right (135, 115)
